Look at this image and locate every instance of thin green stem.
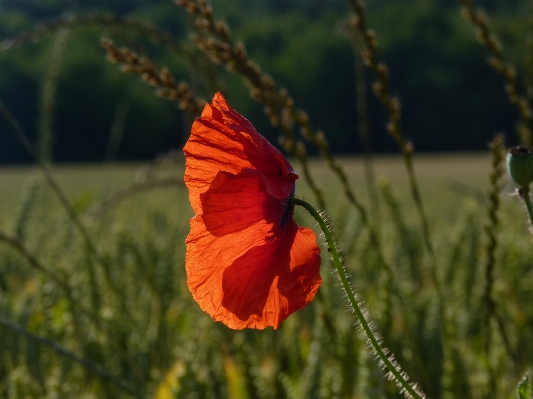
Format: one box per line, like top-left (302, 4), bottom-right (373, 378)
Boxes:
top-left (519, 187), bottom-right (533, 229)
top-left (292, 197), bottom-right (425, 399)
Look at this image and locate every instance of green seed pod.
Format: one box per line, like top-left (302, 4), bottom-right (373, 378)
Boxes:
top-left (507, 146), bottom-right (533, 188)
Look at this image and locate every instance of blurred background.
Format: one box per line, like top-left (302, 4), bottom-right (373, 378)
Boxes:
top-left (1, 0), bottom-right (530, 164)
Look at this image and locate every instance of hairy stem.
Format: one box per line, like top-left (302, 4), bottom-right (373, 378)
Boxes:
top-left (293, 197), bottom-right (425, 399)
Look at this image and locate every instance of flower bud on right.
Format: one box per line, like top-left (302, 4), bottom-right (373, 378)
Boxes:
top-left (507, 146), bottom-right (533, 188)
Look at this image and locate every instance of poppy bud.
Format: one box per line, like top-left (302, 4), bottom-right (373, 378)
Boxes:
top-left (507, 146), bottom-right (533, 188)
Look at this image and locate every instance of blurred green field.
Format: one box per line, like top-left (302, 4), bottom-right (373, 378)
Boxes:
top-left (0, 152), bottom-right (494, 226)
top-left (1, 153), bottom-right (532, 398)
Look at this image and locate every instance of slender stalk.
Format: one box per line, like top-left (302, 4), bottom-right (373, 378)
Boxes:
top-left (38, 28), bottom-right (69, 162)
top-left (0, 232), bottom-right (63, 287)
top-left (519, 187), bottom-right (533, 229)
top-left (346, 1), bottom-right (443, 315)
top-left (1, 13), bottom-right (186, 57)
top-left (352, 31), bottom-right (380, 223)
top-left (292, 197), bottom-right (425, 399)
top-left (481, 136), bottom-right (504, 390)
top-left (0, 99), bottom-right (103, 264)
top-left (458, 0), bottom-right (532, 145)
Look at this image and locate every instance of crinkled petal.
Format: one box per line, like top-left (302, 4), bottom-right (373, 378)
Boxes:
top-left (183, 92), bottom-right (322, 330)
top-left (200, 169), bottom-right (288, 236)
top-left (184, 92), bottom-right (297, 215)
top-left (185, 217), bottom-right (321, 330)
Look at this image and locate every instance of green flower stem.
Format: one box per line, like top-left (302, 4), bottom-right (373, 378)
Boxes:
top-left (519, 187), bottom-right (533, 230)
top-left (293, 197), bottom-right (425, 399)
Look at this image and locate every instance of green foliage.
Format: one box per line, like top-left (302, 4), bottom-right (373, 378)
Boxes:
top-left (1, 0), bottom-right (532, 162)
top-left (513, 374), bottom-right (532, 399)
top-left (0, 155), bottom-right (532, 398)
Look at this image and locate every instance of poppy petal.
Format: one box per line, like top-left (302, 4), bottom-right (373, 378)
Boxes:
top-left (185, 215), bottom-right (279, 323)
top-left (185, 217), bottom-right (321, 330)
top-left (184, 92), bottom-right (297, 215)
top-left (200, 169), bottom-right (288, 236)
top-left (184, 92), bottom-right (322, 330)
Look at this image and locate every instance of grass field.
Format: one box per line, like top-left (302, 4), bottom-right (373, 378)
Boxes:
top-left (1, 153), bottom-right (532, 398)
top-left (0, 152), bottom-right (494, 227)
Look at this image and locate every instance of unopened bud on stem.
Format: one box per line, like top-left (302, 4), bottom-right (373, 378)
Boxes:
top-left (507, 146), bottom-right (533, 188)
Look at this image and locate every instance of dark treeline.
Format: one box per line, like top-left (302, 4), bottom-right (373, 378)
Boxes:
top-left (0, 0), bottom-right (530, 163)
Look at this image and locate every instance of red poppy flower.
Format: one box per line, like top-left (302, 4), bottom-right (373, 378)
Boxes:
top-left (183, 92), bottom-right (322, 330)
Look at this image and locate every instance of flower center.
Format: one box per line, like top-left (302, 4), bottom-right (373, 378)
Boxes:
top-left (280, 184), bottom-right (296, 228)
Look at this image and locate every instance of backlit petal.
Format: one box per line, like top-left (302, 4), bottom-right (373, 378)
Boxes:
top-left (200, 169), bottom-right (288, 236)
top-left (184, 92), bottom-right (297, 215)
top-left (185, 217), bottom-right (321, 330)
top-left (183, 92), bottom-right (322, 330)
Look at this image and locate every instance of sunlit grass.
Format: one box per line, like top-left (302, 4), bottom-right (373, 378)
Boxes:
top-left (0, 154), bottom-right (531, 398)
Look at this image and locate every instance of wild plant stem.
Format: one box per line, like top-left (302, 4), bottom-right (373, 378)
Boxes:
top-left (293, 197), bottom-right (425, 399)
top-left (0, 99), bottom-right (103, 264)
top-left (519, 187), bottom-right (533, 230)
